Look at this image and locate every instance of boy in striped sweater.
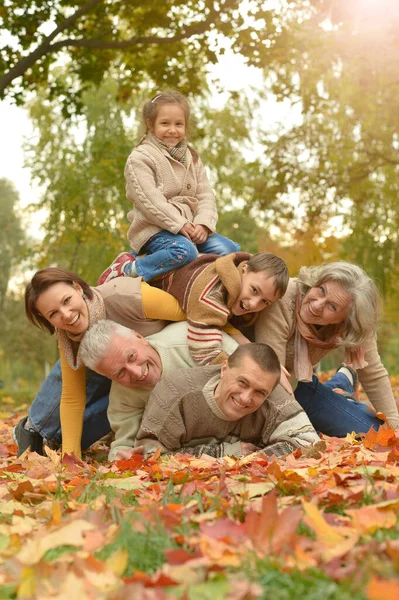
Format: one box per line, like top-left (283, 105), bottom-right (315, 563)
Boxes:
top-left (118, 251), bottom-right (289, 366)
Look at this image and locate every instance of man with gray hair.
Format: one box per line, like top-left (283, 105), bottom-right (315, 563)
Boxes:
top-left (80, 320), bottom-right (319, 460)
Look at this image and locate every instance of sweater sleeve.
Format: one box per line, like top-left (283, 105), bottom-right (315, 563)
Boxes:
top-left (261, 384), bottom-right (320, 457)
top-left (140, 281), bottom-right (186, 321)
top-left (108, 383), bottom-right (150, 461)
top-left (125, 152), bottom-right (187, 233)
top-left (357, 336), bottom-right (399, 428)
top-left (59, 347), bottom-right (86, 458)
top-left (254, 294), bottom-right (294, 368)
top-left (191, 157), bottom-right (218, 233)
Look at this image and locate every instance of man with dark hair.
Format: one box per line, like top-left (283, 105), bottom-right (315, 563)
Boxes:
top-left (135, 343), bottom-right (317, 458)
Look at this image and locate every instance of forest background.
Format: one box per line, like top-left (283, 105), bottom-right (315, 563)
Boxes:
top-left (1, 0), bottom-right (399, 402)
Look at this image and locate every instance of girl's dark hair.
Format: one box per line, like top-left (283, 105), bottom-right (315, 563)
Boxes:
top-left (142, 90), bottom-right (191, 134)
top-left (25, 268), bottom-right (93, 334)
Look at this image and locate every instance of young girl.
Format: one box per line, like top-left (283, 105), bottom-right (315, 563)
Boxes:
top-left (98, 90), bottom-right (239, 285)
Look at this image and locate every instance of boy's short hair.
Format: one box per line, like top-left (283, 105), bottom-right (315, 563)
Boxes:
top-left (246, 252), bottom-right (289, 298)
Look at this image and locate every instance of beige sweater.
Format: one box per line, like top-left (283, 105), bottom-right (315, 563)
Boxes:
top-left (254, 279), bottom-right (399, 428)
top-left (136, 366), bottom-right (319, 457)
top-left (125, 136), bottom-right (218, 252)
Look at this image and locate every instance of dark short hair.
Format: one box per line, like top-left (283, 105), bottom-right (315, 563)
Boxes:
top-left (25, 268), bottom-right (93, 334)
top-left (246, 252), bottom-right (289, 298)
top-left (227, 343), bottom-right (281, 390)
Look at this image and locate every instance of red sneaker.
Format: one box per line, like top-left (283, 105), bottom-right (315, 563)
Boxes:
top-left (97, 252), bottom-right (135, 285)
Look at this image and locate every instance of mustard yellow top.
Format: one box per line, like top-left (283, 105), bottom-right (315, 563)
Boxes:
top-left (60, 281), bottom-right (240, 458)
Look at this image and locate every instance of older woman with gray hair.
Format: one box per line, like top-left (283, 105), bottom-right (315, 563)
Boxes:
top-left (254, 261), bottom-right (399, 436)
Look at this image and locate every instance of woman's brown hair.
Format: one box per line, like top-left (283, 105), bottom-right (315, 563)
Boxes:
top-left (25, 268), bottom-right (93, 334)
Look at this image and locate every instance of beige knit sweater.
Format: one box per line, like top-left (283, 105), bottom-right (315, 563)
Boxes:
top-left (136, 366), bottom-right (319, 457)
top-left (254, 279), bottom-right (399, 428)
top-left (125, 136), bottom-right (218, 252)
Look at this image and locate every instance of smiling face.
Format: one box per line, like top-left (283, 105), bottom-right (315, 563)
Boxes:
top-left (148, 104), bottom-right (186, 147)
top-left (95, 333), bottom-right (162, 388)
top-left (35, 282), bottom-right (89, 335)
top-left (300, 280), bottom-right (353, 326)
top-left (231, 266), bottom-right (280, 316)
top-left (215, 356), bottom-right (278, 421)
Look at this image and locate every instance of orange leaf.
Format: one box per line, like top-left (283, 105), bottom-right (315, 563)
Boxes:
top-left (367, 576), bottom-right (399, 599)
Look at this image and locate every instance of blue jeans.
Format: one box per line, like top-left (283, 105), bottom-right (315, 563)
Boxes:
top-left (29, 360), bottom-right (111, 449)
top-left (133, 231), bottom-right (240, 281)
top-left (295, 373), bottom-right (384, 437)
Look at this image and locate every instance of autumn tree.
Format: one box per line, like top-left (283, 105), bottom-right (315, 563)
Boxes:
top-left (0, 179), bottom-right (25, 309)
top-left (250, 0), bottom-right (399, 293)
top-left (0, 0), bottom-right (280, 115)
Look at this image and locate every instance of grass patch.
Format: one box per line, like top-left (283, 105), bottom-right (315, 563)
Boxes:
top-left (251, 558), bottom-right (367, 600)
top-left (0, 584), bottom-right (17, 599)
top-left (96, 514), bottom-right (177, 576)
top-left (43, 544), bottom-right (78, 562)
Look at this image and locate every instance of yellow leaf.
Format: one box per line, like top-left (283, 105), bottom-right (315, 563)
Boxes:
top-left (44, 445), bottom-right (61, 467)
top-left (302, 501), bottom-right (345, 546)
top-left (226, 479), bottom-right (275, 498)
top-left (105, 547), bottom-right (128, 576)
top-left (17, 567), bottom-right (36, 598)
top-left (17, 519), bottom-right (95, 565)
top-left (51, 499), bottom-right (62, 526)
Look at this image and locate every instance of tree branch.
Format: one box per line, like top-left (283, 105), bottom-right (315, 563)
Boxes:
top-left (0, 0), bottom-right (103, 95)
top-left (0, 0), bottom-right (234, 96)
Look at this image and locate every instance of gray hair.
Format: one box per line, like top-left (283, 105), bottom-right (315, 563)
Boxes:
top-left (297, 262), bottom-right (380, 347)
top-left (79, 319), bottom-right (138, 370)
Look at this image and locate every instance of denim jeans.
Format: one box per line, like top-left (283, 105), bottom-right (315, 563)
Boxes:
top-left (29, 360), bottom-right (111, 449)
top-left (133, 230), bottom-right (240, 281)
top-left (295, 373), bottom-right (384, 437)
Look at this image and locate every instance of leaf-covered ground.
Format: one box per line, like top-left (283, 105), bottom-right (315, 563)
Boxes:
top-left (0, 377), bottom-right (399, 599)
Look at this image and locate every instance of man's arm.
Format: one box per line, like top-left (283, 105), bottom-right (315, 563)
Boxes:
top-left (260, 384), bottom-right (320, 457)
top-left (108, 383), bottom-right (150, 461)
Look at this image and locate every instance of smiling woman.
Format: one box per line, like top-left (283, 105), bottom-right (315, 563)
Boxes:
top-left (15, 267), bottom-right (186, 459)
top-left (254, 261), bottom-right (399, 436)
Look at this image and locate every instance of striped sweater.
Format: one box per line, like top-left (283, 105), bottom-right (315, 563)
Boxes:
top-left (150, 252), bottom-right (256, 365)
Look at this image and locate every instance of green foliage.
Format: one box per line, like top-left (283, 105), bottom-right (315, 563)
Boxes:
top-left (0, 0), bottom-right (279, 115)
top-left (253, 0), bottom-right (399, 295)
top-left (25, 77), bottom-right (134, 280)
top-left (96, 515), bottom-right (177, 575)
top-left (43, 544), bottom-right (78, 563)
top-left (251, 558), bottom-right (367, 600)
top-left (0, 292), bottom-right (57, 389)
top-left (0, 179), bottom-right (25, 309)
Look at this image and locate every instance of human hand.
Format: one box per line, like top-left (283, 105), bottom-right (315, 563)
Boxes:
top-left (190, 224), bottom-right (210, 244)
top-left (280, 367), bottom-right (294, 396)
top-left (240, 442), bottom-right (259, 456)
top-left (113, 446), bottom-right (144, 461)
top-left (179, 223), bottom-right (196, 240)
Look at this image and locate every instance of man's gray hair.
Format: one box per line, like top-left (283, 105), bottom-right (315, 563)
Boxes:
top-left (79, 319), bottom-right (138, 370)
top-left (297, 262), bottom-right (380, 347)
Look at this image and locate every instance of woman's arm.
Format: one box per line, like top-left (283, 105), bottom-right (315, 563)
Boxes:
top-left (357, 337), bottom-right (399, 428)
top-left (59, 347), bottom-right (86, 459)
top-left (254, 293), bottom-right (294, 368)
